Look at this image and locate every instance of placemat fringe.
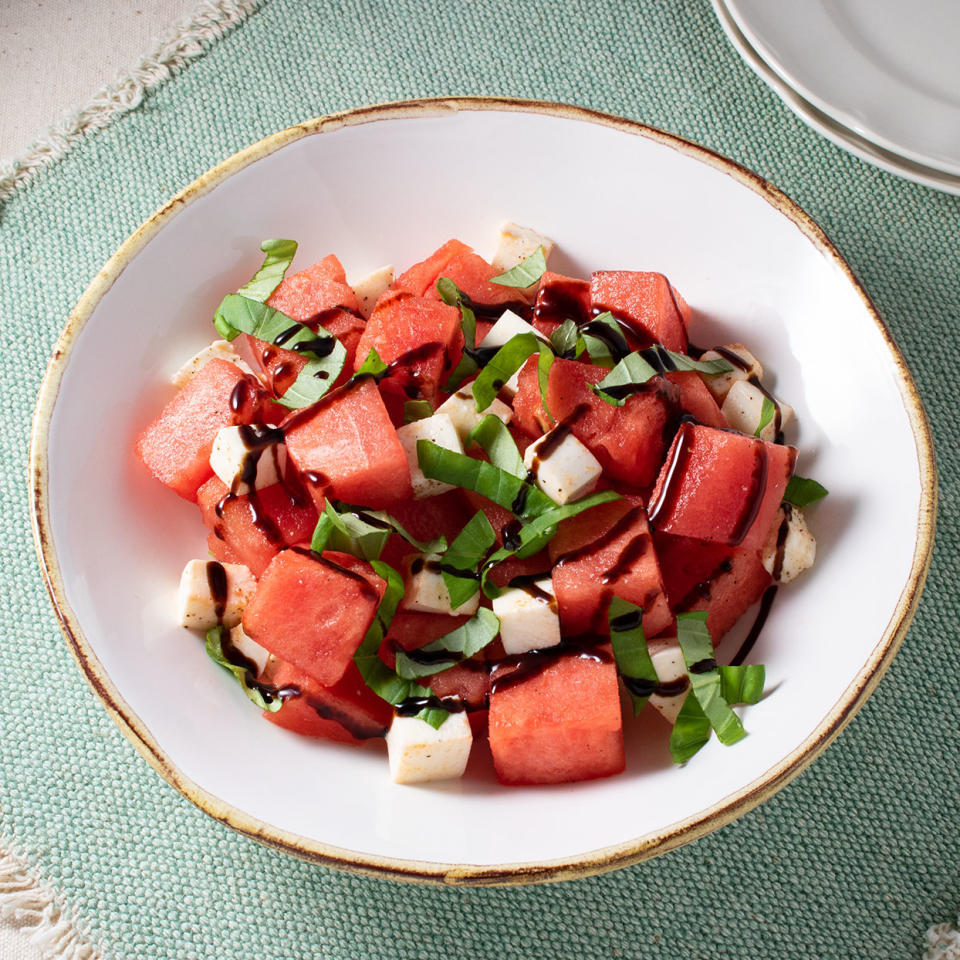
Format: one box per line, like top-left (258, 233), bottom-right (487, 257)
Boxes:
top-left (0, 0), bottom-right (266, 204)
top-left (0, 846), bottom-right (102, 960)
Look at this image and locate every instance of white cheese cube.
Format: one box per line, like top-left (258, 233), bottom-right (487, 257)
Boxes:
top-left (490, 221), bottom-right (555, 273)
top-left (396, 413), bottom-right (464, 499)
top-left (646, 637), bottom-right (688, 725)
top-left (721, 379), bottom-right (794, 442)
top-left (478, 309), bottom-right (548, 350)
top-left (492, 578), bottom-right (561, 655)
top-left (700, 343), bottom-right (763, 403)
top-left (209, 424), bottom-right (284, 495)
top-left (171, 340), bottom-right (253, 388)
top-left (386, 709), bottom-right (473, 784)
top-left (228, 624), bottom-right (270, 676)
top-left (178, 559), bottom-right (256, 631)
top-left (349, 264), bottom-right (394, 318)
top-left (436, 387), bottom-right (513, 442)
top-left (522, 429), bottom-right (602, 505)
top-left (761, 505), bottom-right (816, 583)
top-left (402, 554), bottom-right (480, 616)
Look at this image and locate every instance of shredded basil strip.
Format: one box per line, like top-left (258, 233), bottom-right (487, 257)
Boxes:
top-left (404, 400), bottom-right (434, 423)
top-left (607, 597), bottom-right (658, 716)
top-left (417, 439), bottom-right (555, 521)
top-left (395, 608), bottom-right (500, 680)
top-left (489, 246), bottom-right (546, 288)
top-left (352, 347), bottom-right (388, 380)
top-left (580, 311), bottom-right (630, 367)
top-left (353, 561), bottom-right (448, 729)
top-left (311, 501), bottom-right (446, 561)
top-left (471, 332), bottom-right (547, 412)
top-left (479, 490), bottom-right (622, 598)
top-left (549, 319), bottom-right (585, 360)
top-left (590, 346), bottom-right (734, 406)
top-left (440, 510), bottom-right (497, 610)
top-left (676, 611), bottom-right (745, 746)
top-left (783, 475), bottom-right (828, 507)
top-left (755, 396), bottom-right (776, 437)
top-left (212, 294), bottom-right (347, 409)
top-left (205, 626), bottom-right (282, 713)
top-left (238, 238), bottom-right (298, 303)
top-left (718, 664), bottom-right (766, 705)
top-left (467, 415), bottom-right (526, 477)
top-left (669, 694), bottom-right (713, 763)
top-left (438, 277), bottom-right (481, 392)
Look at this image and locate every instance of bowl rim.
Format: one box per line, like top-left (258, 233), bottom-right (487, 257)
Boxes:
top-left (28, 95), bottom-right (937, 886)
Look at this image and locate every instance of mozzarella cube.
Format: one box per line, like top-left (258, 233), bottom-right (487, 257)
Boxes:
top-left (492, 578), bottom-right (561, 655)
top-left (478, 309), bottom-right (548, 350)
top-left (523, 429), bottom-right (602, 505)
top-left (491, 221), bottom-right (555, 273)
top-left (209, 424), bottom-right (284, 495)
top-left (386, 709), bottom-right (473, 784)
top-left (402, 554), bottom-right (479, 616)
top-left (436, 387), bottom-right (513, 442)
top-left (721, 379), bottom-right (794, 442)
top-left (700, 343), bottom-right (763, 403)
top-left (178, 559), bottom-right (256, 630)
top-left (228, 623), bottom-right (270, 676)
top-left (171, 340), bottom-right (253, 388)
top-left (349, 264), bottom-right (394, 318)
top-left (397, 413), bottom-right (464, 499)
top-left (646, 637), bottom-right (688, 725)
top-left (761, 505), bottom-right (816, 583)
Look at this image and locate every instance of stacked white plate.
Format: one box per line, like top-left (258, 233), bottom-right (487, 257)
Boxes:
top-left (714, 0), bottom-right (960, 196)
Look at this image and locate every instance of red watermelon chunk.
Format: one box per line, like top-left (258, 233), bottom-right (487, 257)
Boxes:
top-left (393, 239), bottom-right (472, 297)
top-left (262, 657), bottom-right (391, 744)
top-left (196, 476), bottom-right (319, 577)
top-left (532, 271), bottom-right (591, 339)
top-left (354, 291), bottom-right (462, 405)
top-left (428, 249), bottom-right (537, 311)
top-left (654, 532), bottom-right (771, 643)
top-left (242, 547), bottom-right (385, 687)
top-left (648, 423), bottom-right (796, 551)
top-left (488, 645), bottom-right (624, 785)
top-left (379, 611), bottom-right (471, 666)
top-left (590, 271), bottom-right (689, 352)
top-left (665, 370), bottom-right (727, 428)
top-left (207, 531), bottom-right (241, 564)
top-left (136, 358), bottom-right (265, 501)
top-left (549, 498), bottom-right (672, 638)
top-left (283, 378), bottom-right (412, 509)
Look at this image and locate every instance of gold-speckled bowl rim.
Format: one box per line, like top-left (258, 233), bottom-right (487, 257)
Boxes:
top-left (29, 97), bottom-right (937, 886)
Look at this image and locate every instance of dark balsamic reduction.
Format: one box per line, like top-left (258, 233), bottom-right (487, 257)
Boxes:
top-left (579, 319), bottom-right (631, 362)
top-left (675, 557), bottom-right (733, 611)
top-left (410, 555), bottom-right (480, 582)
top-left (394, 695), bottom-right (466, 716)
top-left (729, 445), bottom-right (769, 546)
top-left (501, 519), bottom-right (523, 551)
top-left (533, 279), bottom-right (590, 330)
top-left (469, 299), bottom-right (533, 321)
top-left (554, 505), bottom-right (646, 567)
top-left (689, 657), bottom-right (718, 674)
top-left (287, 545), bottom-right (380, 602)
top-left (205, 561), bottom-right (228, 623)
top-left (647, 421), bottom-right (694, 528)
top-left (229, 378), bottom-right (255, 414)
top-left (291, 335), bottom-right (337, 357)
top-left (304, 305), bottom-right (365, 327)
top-left (308, 697), bottom-right (389, 739)
top-left (506, 574), bottom-right (558, 611)
top-left (728, 585), bottom-right (778, 667)
top-left (772, 503), bottom-right (792, 582)
top-left (600, 533), bottom-right (650, 584)
top-left (622, 674), bottom-right (690, 699)
top-left (272, 323), bottom-right (301, 347)
top-left (490, 636), bottom-right (612, 695)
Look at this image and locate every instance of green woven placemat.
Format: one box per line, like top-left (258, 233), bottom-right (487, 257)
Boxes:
top-left (1, 1), bottom-right (957, 957)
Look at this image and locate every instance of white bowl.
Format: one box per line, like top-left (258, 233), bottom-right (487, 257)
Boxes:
top-left (30, 99), bottom-right (935, 884)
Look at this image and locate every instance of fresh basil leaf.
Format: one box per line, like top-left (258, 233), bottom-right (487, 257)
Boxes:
top-left (205, 626), bottom-right (281, 712)
top-left (212, 294), bottom-right (346, 408)
top-left (489, 246), bottom-right (546, 288)
top-left (755, 396), bottom-right (776, 438)
top-left (537, 345), bottom-right (555, 424)
top-left (310, 510), bottom-right (336, 554)
top-left (404, 400), bottom-right (434, 423)
top-left (467, 415), bottom-right (526, 478)
top-left (480, 490), bottom-right (622, 597)
top-left (439, 277), bottom-right (481, 392)
top-left (675, 353), bottom-right (734, 375)
top-left (353, 560), bottom-right (448, 729)
top-left (417, 440), bottom-right (555, 521)
top-left (580, 311), bottom-right (630, 367)
top-left (440, 510), bottom-right (497, 610)
top-left (668, 693), bottom-right (712, 763)
top-left (549, 319), bottom-right (585, 359)
top-left (352, 347), bottom-right (388, 380)
top-left (783, 475), bottom-right (828, 507)
top-left (676, 611), bottom-right (745, 746)
top-left (395, 608), bottom-right (500, 679)
top-left (471, 332), bottom-right (544, 412)
top-left (312, 501), bottom-right (446, 560)
top-left (445, 354), bottom-right (481, 393)
top-left (718, 664), bottom-right (765, 705)
top-left (343, 505), bottom-right (446, 555)
top-left (589, 351), bottom-right (659, 407)
top-left (608, 597), bottom-right (658, 716)
top-left (237, 238), bottom-right (298, 303)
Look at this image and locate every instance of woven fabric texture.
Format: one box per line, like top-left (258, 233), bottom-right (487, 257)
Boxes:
top-left (1, 1), bottom-right (957, 957)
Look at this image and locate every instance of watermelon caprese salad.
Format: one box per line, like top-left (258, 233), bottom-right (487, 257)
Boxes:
top-left (136, 224), bottom-right (827, 786)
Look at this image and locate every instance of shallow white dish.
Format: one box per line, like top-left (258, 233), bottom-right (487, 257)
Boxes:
top-left (714, 0), bottom-right (960, 197)
top-left (31, 99), bottom-right (934, 884)
top-left (725, 0), bottom-right (960, 177)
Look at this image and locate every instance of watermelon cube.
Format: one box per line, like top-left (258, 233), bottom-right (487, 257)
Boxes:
top-left (427, 248), bottom-right (537, 312)
top-left (665, 370), bottom-right (727, 428)
top-left (590, 271), bottom-right (689, 352)
top-left (242, 548), bottom-right (385, 687)
top-left (283, 378), bottom-right (412, 509)
top-left (262, 657), bottom-right (392, 744)
top-left (488, 645), bottom-right (625, 784)
top-left (532, 271), bottom-right (591, 339)
top-left (136, 358), bottom-right (265, 501)
top-left (393, 239), bottom-right (472, 297)
top-left (647, 423), bottom-right (797, 551)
